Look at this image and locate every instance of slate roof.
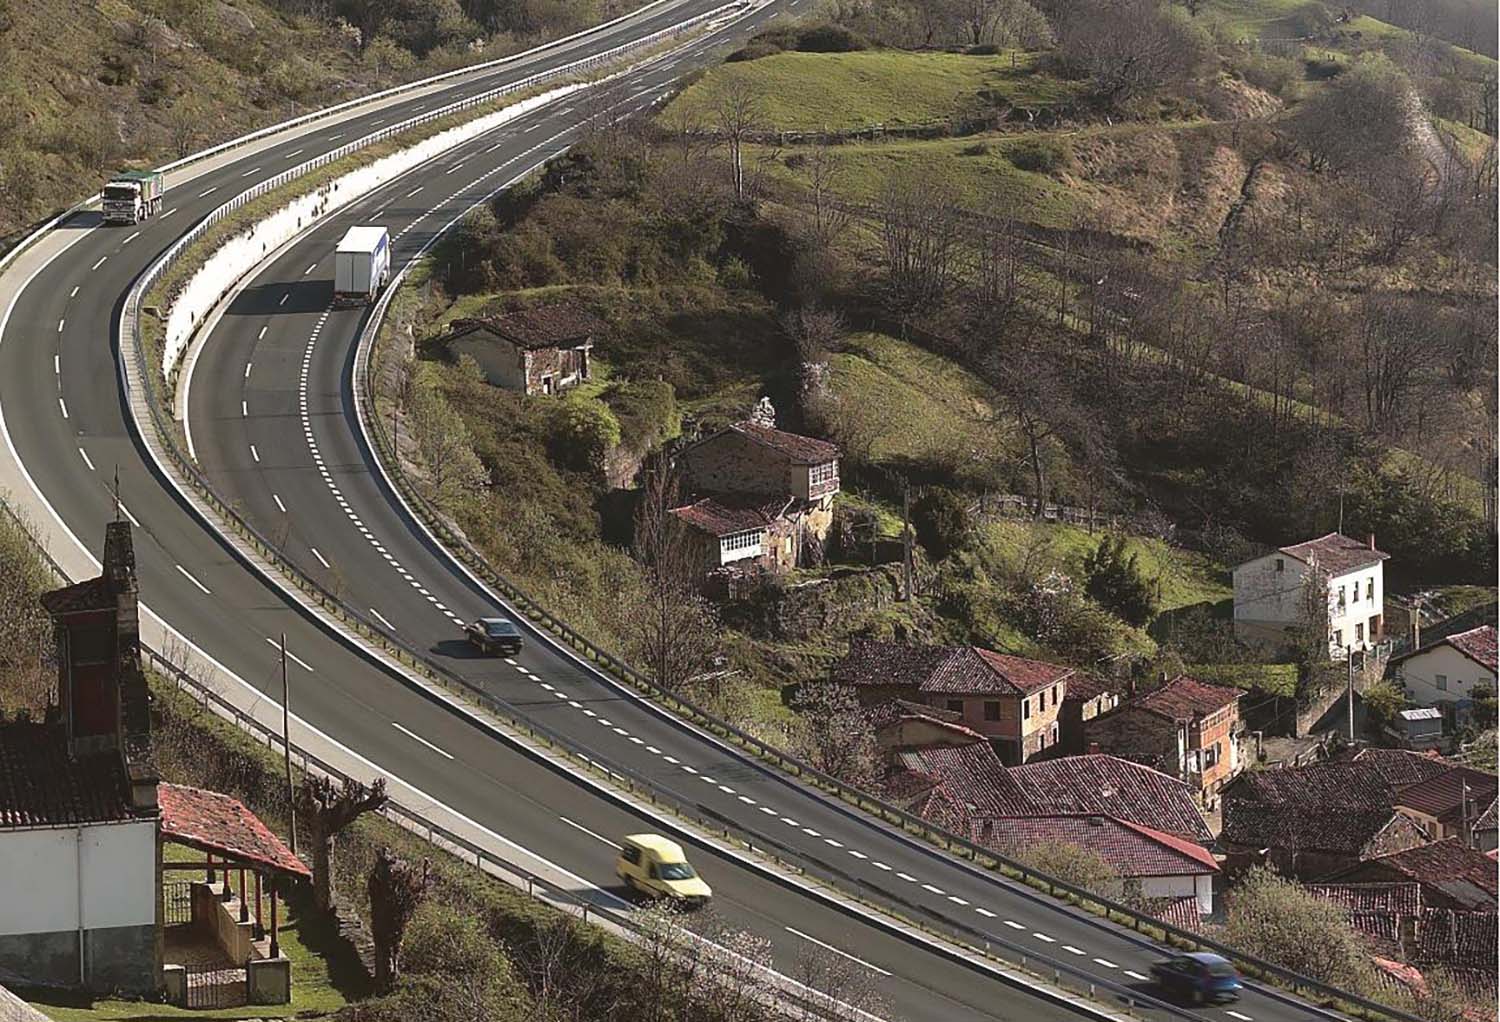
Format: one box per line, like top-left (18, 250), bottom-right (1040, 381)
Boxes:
top-left (1133, 675), bottom-right (1241, 722)
top-left (37, 577), bottom-right (114, 616)
top-left (1279, 532), bottom-right (1389, 576)
top-left (1395, 767), bottom-right (1499, 827)
top-left (980, 814), bottom-right (1218, 878)
top-left (159, 783), bottom-right (310, 879)
top-left (727, 421), bottom-right (839, 465)
top-left (897, 745), bottom-right (1213, 844)
top-left (450, 305), bottom-right (603, 351)
top-left (0, 722), bottom-right (144, 828)
top-left (1330, 839), bottom-right (1498, 908)
top-left (832, 639), bottom-right (1074, 696)
top-left (1222, 802), bottom-right (1409, 855)
top-left (670, 494), bottom-right (787, 537)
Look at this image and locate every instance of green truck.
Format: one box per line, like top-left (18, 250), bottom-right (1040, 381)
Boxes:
top-left (102, 170), bottom-right (165, 225)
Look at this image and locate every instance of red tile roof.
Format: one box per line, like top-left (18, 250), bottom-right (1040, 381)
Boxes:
top-left (897, 745), bottom-right (1213, 844)
top-left (1223, 762), bottom-right (1397, 809)
top-left (1061, 672), bottom-right (1123, 703)
top-left (0, 722), bottom-right (145, 828)
top-left (1395, 767), bottom-right (1499, 827)
top-left (1446, 626), bottom-right (1498, 673)
top-left (727, 421), bottom-right (839, 465)
top-left (1222, 802), bottom-right (1412, 855)
top-left (1143, 895), bottom-right (1202, 931)
top-left (670, 494), bottom-right (788, 537)
top-left (159, 783), bottom-right (310, 879)
top-left (1334, 839), bottom-right (1498, 904)
top-left (832, 639), bottom-right (1073, 696)
top-left (451, 305), bottom-right (604, 351)
top-left (1279, 532), bottom-right (1389, 576)
top-left (1133, 675), bottom-right (1241, 722)
top-left (980, 814), bottom-right (1218, 878)
top-left (1343, 748), bottom-right (1451, 789)
top-left (1417, 909), bottom-right (1498, 973)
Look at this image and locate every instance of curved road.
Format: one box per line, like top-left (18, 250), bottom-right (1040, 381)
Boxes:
top-left (1, 4), bottom-right (1331, 1021)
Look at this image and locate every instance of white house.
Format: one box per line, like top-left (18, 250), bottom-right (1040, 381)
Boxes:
top-left (1392, 625), bottom-right (1497, 711)
top-left (1232, 532), bottom-right (1389, 659)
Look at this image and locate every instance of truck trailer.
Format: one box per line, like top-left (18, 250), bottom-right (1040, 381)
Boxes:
top-left (102, 170), bottom-right (165, 225)
top-left (333, 226), bottom-right (390, 306)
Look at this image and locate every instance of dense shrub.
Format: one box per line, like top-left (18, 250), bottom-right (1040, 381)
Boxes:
top-left (1006, 136), bottom-right (1072, 174)
top-left (912, 487), bottom-right (972, 560)
top-left (1082, 535), bottom-right (1159, 627)
top-left (794, 23), bottom-right (869, 52)
top-left (604, 380), bottom-right (679, 453)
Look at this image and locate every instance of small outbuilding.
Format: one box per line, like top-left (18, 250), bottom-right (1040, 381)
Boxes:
top-left (441, 305), bottom-right (603, 395)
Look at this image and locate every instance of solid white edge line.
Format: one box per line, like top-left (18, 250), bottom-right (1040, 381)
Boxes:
top-left (174, 564), bottom-right (212, 595)
top-left (558, 814), bottom-right (615, 848)
top-left (311, 546), bottom-right (331, 569)
top-left (392, 721), bottom-right (455, 760)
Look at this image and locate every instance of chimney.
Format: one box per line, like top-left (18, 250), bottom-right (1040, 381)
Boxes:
top-left (1368, 533), bottom-right (1376, 550)
top-left (1087, 741), bottom-right (1101, 755)
top-left (1410, 610), bottom-right (1421, 650)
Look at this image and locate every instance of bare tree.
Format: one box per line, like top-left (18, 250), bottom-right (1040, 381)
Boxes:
top-left (1055, 0), bottom-right (1210, 107)
top-left (715, 79), bottom-right (762, 202)
top-left (367, 846), bottom-right (430, 993)
top-left (879, 167), bottom-right (961, 320)
top-left (1353, 296), bottom-right (1447, 437)
top-left (295, 775), bottom-right (388, 912)
top-left (791, 683), bottom-right (880, 789)
top-left (804, 142), bottom-right (853, 251)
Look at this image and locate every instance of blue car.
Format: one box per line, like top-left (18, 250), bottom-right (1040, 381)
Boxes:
top-left (1150, 952), bottom-right (1242, 1004)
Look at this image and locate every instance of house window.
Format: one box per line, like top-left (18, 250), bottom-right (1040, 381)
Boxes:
top-left (1356, 622), bottom-right (1365, 643)
top-left (1333, 628), bottom-right (1342, 647)
top-left (984, 701), bottom-right (1000, 721)
top-left (1274, 557), bottom-right (1284, 572)
top-left (1022, 699), bottom-right (1031, 720)
top-left (1338, 585), bottom-right (1346, 609)
top-left (809, 462), bottom-right (837, 488)
top-left (1436, 674), bottom-right (1448, 692)
top-left (1353, 582), bottom-right (1360, 603)
top-left (1366, 579), bottom-right (1374, 601)
top-left (947, 699), bottom-right (964, 714)
top-left (722, 530), bottom-right (762, 553)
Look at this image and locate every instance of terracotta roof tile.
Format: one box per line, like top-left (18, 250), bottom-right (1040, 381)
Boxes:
top-left (1395, 767), bottom-right (1499, 826)
top-left (1344, 748), bottom-right (1452, 789)
top-left (1222, 762), bottom-right (1397, 809)
top-left (831, 640), bottom-right (1073, 696)
top-left (159, 783), bottom-right (310, 879)
top-left (868, 698), bottom-right (962, 727)
top-left (1279, 532), bottom-right (1389, 576)
top-left (1333, 839), bottom-right (1498, 905)
top-left (1446, 626), bottom-right (1498, 673)
top-left (1222, 802), bottom-right (1407, 854)
top-left (1417, 909), bottom-right (1498, 972)
top-left (1062, 672), bottom-right (1123, 703)
top-left (670, 494), bottom-right (787, 537)
top-left (0, 722), bottom-right (143, 828)
top-left (728, 421), bottom-right (838, 465)
top-left (978, 814), bottom-right (1218, 878)
top-left (1142, 895), bottom-right (1202, 931)
top-left (1133, 675), bottom-right (1240, 722)
top-left (452, 305), bottom-right (603, 351)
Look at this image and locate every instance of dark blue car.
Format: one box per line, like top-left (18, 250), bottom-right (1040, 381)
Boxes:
top-left (1150, 952), bottom-right (1242, 1004)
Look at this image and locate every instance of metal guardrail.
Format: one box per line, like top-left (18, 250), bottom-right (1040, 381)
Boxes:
top-left (99, 7), bottom-right (1418, 1020)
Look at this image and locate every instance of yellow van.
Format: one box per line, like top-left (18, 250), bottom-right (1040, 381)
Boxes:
top-left (615, 834), bottom-right (712, 907)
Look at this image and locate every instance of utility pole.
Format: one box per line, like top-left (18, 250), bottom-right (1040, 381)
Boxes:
top-left (901, 481), bottom-right (913, 602)
top-left (281, 632), bottom-right (297, 855)
top-left (1461, 778), bottom-right (1471, 848)
top-left (1347, 644), bottom-right (1356, 742)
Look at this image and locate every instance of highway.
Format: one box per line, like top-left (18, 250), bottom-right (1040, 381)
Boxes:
top-left (0, 2), bottom-right (1330, 1020)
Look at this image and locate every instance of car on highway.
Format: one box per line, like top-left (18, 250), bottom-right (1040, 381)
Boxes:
top-left (463, 616), bottom-right (523, 655)
top-left (1150, 952), bottom-right (1242, 1004)
top-left (616, 834), bottom-right (712, 907)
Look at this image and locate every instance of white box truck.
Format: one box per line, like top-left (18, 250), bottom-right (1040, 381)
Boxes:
top-left (333, 226), bottom-right (390, 306)
top-left (102, 170), bottom-right (165, 225)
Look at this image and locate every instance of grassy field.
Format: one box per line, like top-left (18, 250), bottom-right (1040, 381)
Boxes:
top-left (665, 49), bottom-right (1078, 132)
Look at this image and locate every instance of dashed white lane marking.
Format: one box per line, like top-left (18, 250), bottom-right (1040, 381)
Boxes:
top-left (329, 133), bottom-right (344, 140)
top-left (681, 765), bottom-right (697, 774)
top-left (567, 700), bottom-right (582, 708)
top-left (760, 806), bottom-right (777, 815)
top-left (91, 256), bottom-right (107, 270)
top-left (310, 547), bottom-right (331, 569)
top-left (249, 444), bottom-right (260, 462)
top-left (824, 838), bottom-right (843, 848)
top-left (273, 493), bottom-right (286, 513)
top-left (848, 849), bottom-right (867, 859)
top-left (258, 326), bottom-right (268, 340)
top-left (921, 883), bottom-right (944, 896)
top-left (174, 564), bottom-right (212, 595)
top-left (1033, 933), bottom-right (1056, 943)
top-left (200, 187), bottom-right (217, 197)
top-left (781, 817), bottom-right (798, 826)
top-left (1092, 957), bottom-right (1117, 968)
top-left (947, 895), bottom-right (969, 905)
top-left (285, 149), bottom-right (304, 159)
top-left (1125, 971), bottom-right (1149, 982)
top-left (718, 784), bottom-right (735, 794)
top-left (57, 398), bottom-right (68, 419)
top-left (116, 503), bottom-right (141, 528)
top-left (1062, 945), bottom-right (1085, 955)
top-left (78, 447), bottom-right (95, 471)
top-left (896, 872), bottom-right (918, 883)
top-left (646, 745), bottom-right (661, 755)
top-left (785, 927), bottom-right (890, 977)
top-left (279, 293), bottom-right (289, 306)
top-left (975, 907), bottom-right (996, 918)
top-left (244, 362), bottom-right (253, 379)
top-left (1225, 1011), bottom-right (1252, 1021)
top-left (582, 708), bottom-right (596, 717)
top-left (392, 722), bottom-right (454, 760)
top-left (161, 208), bottom-right (177, 218)
top-left (241, 401), bottom-right (247, 417)
top-left (241, 167), bottom-right (261, 177)
top-left (406, 186), bottom-right (423, 197)
top-left (372, 205), bottom-right (390, 219)
top-left (69, 286), bottom-right (79, 298)
top-left (445, 162), bottom-right (465, 174)
top-left (57, 319), bottom-right (64, 333)
top-left (369, 607), bottom-right (396, 631)
top-left (629, 735), bottom-right (646, 745)
top-left (53, 355), bottom-right (59, 373)
top-left (304, 263), bottom-right (317, 275)
top-left (263, 637), bottom-right (313, 671)
top-left (122, 231), bottom-right (140, 245)
top-left (1004, 920), bottom-right (1025, 930)
top-left (802, 828), bottom-right (820, 837)
top-left (557, 814), bottom-right (615, 848)
top-left (664, 755), bottom-right (679, 765)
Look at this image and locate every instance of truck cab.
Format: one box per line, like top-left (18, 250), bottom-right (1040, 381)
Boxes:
top-left (102, 171), bottom-right (165, 225)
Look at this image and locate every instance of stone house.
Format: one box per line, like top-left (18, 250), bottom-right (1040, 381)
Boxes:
top-left (1391, 625), bottom-right (1497, 718)
top-left (867, 699), bottom-right (984, 752)
top-left (1058, 672), bottom-right (1124, 754)
top-left (1232, 533), bottom-right (1389, 659)
top-left (441, 305), bottom-right (602, 395)
top-left (1083, 675), bottom-right (1244, 804)
top-left (669, 411), bottom-right (840, 581)
top-left (830, 639), bottom-right (1073, 764)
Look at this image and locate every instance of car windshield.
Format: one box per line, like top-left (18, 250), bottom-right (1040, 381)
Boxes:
top-left (657, 862), bottom-right (696, 880)
top-left (1205, 962), bottom-right (1237, 978)
top-left (483, 620), bottom-right (517, 636)
top-left (103, 186), bottom-right (138, 201)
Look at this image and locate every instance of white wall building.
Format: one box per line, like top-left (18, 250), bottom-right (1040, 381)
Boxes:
top-left (1392, 625), bottom-right (1497, 710)
top-left (1232, 532), bottom-right (1389, 659)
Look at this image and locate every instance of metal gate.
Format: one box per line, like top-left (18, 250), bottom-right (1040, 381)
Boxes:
top-left (162, 881), bottom-right (194, 926)
top-left (184, 965), bottom-right (247, 1009)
